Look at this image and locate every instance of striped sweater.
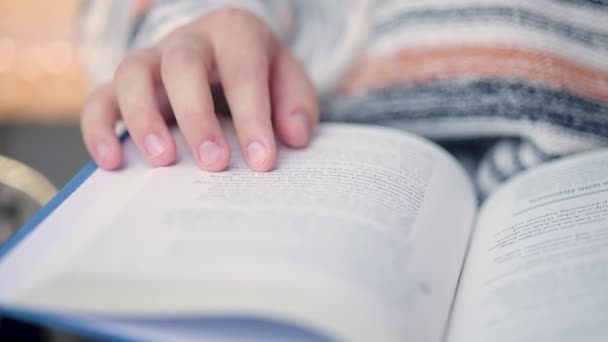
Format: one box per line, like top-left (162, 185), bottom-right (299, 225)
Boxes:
top-left (79, 0), bottom-right (608, 197)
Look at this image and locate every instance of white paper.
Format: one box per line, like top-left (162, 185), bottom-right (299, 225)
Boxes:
top-left (0, 122), bottom-right (476, 342)
top-left (448, 150), bottom-right (608, 342)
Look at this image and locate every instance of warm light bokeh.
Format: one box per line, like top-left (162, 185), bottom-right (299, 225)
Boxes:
top-left (0, 0), bottom-right (89, 122)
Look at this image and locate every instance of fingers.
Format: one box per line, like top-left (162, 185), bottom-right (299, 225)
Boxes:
top-left (114, 48), bottom-right (177, 167)
top-left (161, 35), bottom-right (230, 171)
top-left (81, 83), bottom-right (123, 170)
top-left (84, 9), bottom-right (319, 173)
top-left (210, 10), bottom-right (277, 172)
top-left (270, 46), bottom-right (320, 148)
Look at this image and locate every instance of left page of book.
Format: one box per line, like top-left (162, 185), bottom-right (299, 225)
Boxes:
top-left (0, 122), bottom-right (476, 342)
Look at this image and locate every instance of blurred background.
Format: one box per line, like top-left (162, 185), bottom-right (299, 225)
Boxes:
top-left (1, 3), bottom-right (93, 338)
top-left (0, 0), bottom-right (90, 188)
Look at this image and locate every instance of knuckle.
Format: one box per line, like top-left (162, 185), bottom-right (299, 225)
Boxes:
top-left (202, 8), bottom-right (274, 53)
top-left (204, 7), bottom-right (271, 39)
top-left (82, 85), bottom-right (114, 119)
top-left (114, 53), bottom-right (149, 82)
top-left (83, 88), bottom-right (104, 111)
top-left (161, 43), bottom-right (199, 69)
top-left (223, 60), bottom-right (267, 86)
top-left (82, 95), bottom-right (104, 120)
top-left (224, 67), bottom-right (253, 86)
top-left (208, 7), bottom-right (257, 22)
top-left (89, 84), bottom-right (113, 103)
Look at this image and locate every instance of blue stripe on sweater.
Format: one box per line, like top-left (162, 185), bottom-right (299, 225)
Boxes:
top-left (554, 0), bottom-right (608, 7)
top-left (322, 79), bottom-right (608, 138)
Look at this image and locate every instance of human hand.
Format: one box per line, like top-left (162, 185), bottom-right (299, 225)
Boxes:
top-left (81, 8), bottom-right (319, 172)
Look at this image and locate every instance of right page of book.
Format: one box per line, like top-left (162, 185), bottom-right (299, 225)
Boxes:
top-left (447, 149), bottom-right (608, 342)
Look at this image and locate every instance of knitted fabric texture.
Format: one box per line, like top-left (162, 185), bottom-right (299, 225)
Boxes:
top-left (79, 0), bottom-right (608, 197)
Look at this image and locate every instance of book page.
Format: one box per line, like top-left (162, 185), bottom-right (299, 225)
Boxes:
top-left (447, 150), bottom-right (608, 342)
top-left (0, 122), bottom-right (476, 342)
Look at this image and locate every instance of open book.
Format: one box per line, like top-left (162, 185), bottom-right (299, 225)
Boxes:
top-left (0, 122), bottom-right (607, 342)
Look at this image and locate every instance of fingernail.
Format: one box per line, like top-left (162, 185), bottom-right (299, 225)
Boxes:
top-left (246, 140), bottom-right (269, 169)
top-left (144, 133), bottom-right (168, 157)
top-left (198, 140), bottom-right (225, 167)
top-left (96, 142), bottom-right (112, 161)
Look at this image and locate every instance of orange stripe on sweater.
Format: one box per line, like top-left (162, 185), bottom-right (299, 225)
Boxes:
top-left (337, 46), bottom-right (608, 102)
top-left (133, 0), bottom-right (155, 18)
